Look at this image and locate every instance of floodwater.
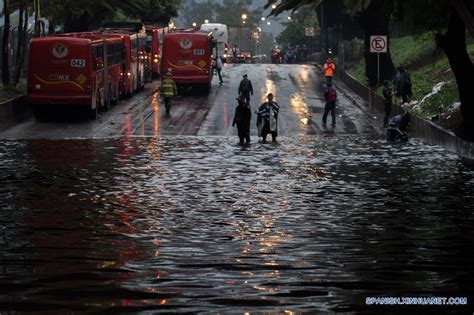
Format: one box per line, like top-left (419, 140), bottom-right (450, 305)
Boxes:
top-left (0, 135), bottom-right (473, 313)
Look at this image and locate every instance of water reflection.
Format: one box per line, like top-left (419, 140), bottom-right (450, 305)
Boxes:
top-left (0, 135), bottom-right (472, 313)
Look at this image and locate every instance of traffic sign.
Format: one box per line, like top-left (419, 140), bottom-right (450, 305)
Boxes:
top-left (305, 27), bottom-right (315, 37)
top-left (370, 35), bottom-right (387, 53)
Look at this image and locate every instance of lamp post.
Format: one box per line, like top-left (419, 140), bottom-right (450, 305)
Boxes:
top-left (239, 14), bottom-right (248, 50)
top-left (258, 17), bottom-right (266, 56)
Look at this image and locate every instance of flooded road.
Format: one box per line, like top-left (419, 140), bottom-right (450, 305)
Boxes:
top-left (0, 64), bottom-right (473, 313)
top-left (0, 64), bottom-right (378, 139)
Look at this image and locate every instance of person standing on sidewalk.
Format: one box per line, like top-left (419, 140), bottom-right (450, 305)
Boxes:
top-left (215, 56), bottom-right (224, 85)
top-left (161, 71), bottom-right (178, 116)
top-left (383, 80), bottom-right (393, 127)
top-left (394, 66), bottom-right (412, 104)
top-left (322, 83), bottom-right (337, 127)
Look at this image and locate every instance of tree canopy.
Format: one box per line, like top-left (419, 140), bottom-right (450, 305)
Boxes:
top-left (276, 9), bottom-right (319, 48)
top-left (39, 0), bottom-right (181, 32)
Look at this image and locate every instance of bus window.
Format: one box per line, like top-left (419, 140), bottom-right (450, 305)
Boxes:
top-left (93, 45), bottom-right (105, 71)
top-left (158, 31), bottom-right (164, 45)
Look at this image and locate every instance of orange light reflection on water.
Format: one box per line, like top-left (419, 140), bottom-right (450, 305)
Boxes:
top-left (152, 92), bottom-right (161, 137)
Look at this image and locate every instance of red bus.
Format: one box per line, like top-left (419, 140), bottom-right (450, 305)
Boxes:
top-left (144, 24), bottom-right (168, 78)
top-left (28, 35), bottom-right (110, 119)
top-left (59, 32), bottom-right (125, 108)
top-left (102, 22), bottom-right (148, 92)
top-left (161, 29), bottom-right (214, 92)
top-left (99, 33), bottom-right (128, 104)
top-left (101, 31), bottom-right (148, 96)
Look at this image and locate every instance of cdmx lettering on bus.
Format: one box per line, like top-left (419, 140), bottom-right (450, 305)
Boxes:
top-left (48, 74), bottom-right (71, 81)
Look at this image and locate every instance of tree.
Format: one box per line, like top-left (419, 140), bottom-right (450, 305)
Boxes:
top-left (276, 8), bottom-right (319, 49)
top-left (178, 0), bottom-right (217, 27)
top-left (11, 0), bottom-right (28, 85)
top-left (398, 0), bottom-right (474, 139)
top-left (40, 0), bottom-right (181, 32)
top-left (2, 0), bottom-right (11, 86)
top-left (34, 0), bottom-right (42, 37)
top-left (215, 0), bottom-right (261, 28)
top-left (345, 0), bottom-right (395, 86)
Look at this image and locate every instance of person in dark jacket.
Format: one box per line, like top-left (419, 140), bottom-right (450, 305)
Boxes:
top-left (383, 80), bottom-right (393, 127)
top-left (386, 106), bottom-right (410, 143)
top-left (256, 93), bottom-right (280, 143)
top-left (238, 74), bottom-right (254, 105)
top-left (232, 95), bottom-right (252, 145)
top-left (322, 83), bottom-right (337, 127)
top-left (394, 66), bottom-right (412, 104)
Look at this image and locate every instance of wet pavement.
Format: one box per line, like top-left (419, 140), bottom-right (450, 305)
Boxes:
top-left (0, 64), bottom-right (473, 313)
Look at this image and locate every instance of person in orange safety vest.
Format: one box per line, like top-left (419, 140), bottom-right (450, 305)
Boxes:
top-left (323, 57), bottom-right (336, 85)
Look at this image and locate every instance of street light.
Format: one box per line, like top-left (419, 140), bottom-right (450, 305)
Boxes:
top-left (204, 19), bottom-right (209, 24)
top-left (258, 17), bottom-right (266, 56)
top-left (239, 14), bottom-right (248, 51)
top-left (192, 22), bottom-right (197, 27)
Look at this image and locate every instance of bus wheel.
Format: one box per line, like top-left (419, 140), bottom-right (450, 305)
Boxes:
top-left (112, 84), bottom-right (119, 105)
top-left (34, 108), bottom-right (46, 121)
top-left (89, 105), bottom-right (99, 120)
top-left (90, 93), bottom-right (100, 120)
top-left (201, 84), bottom-right (210, 95)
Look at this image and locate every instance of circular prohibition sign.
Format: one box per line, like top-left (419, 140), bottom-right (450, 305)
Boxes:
top-left (371, 36), bottom-right (387, 52)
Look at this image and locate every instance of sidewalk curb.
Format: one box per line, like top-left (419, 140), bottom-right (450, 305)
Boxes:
top-left (0, 94), bottom-right (32, 130)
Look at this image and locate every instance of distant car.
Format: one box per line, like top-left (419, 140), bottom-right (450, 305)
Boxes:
top-left (252, 54), bottom-right (267, 63)
top-left (237, 51), bottom-right (253, 63)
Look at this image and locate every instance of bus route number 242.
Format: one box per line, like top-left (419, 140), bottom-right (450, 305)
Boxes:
top-left (71, 59), bottom-right (86, 68)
